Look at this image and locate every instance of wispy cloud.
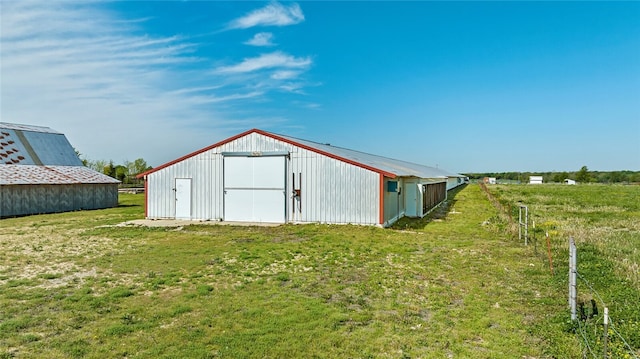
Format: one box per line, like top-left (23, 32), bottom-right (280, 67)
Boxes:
top-left (271, 70), bottom-right (302, 80)
top-left (215, 51), bottom-right (311, 74)
top-left (244, 32), bottom-right (276, 47)
top-left (0, 1), bottom-right (276, 165)
top-left (228, 2), bottom-right (304, 29)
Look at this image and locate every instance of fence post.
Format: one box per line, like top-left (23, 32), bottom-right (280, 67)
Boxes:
top-left (603, 307), bottom-right (609, 359)
top-left (519, 206), bottom-right (522, 241)
top-left (532, 220), bottom-right (536, 253)
top-left (569, 237), bottom-right (577, 321)
top-left (518, 205), bottom-right (529, 245)
top-left (546, 232), bottom-right (554, 275)
top-left (525, 206), bottom-right (528, 246)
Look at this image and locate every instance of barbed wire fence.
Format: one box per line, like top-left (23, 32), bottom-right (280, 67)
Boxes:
top-left (569, 238), bottom-right (639, 359)
top-left (478, 184), bottom-right (638, 357)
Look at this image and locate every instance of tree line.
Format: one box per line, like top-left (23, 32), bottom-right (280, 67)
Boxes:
top-left (80, 155), bottom-right (152, 186)
top-left (465, 166), bottom-right (640, 184)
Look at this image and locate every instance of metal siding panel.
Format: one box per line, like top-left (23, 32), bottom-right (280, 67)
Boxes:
top-left (0, 183), bottom-right (117, 217)
top-left (146, 150), bottom-right (223, 220)
top-left (288, 146), bottom-right (378, 225)
top-left (146, 132), bottom-right (381, 225)
top-left (60, 185), bottom-right (73, 212)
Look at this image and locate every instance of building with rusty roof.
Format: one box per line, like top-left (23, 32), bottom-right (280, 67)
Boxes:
top-left (0, 122), bottom-right (119, 218)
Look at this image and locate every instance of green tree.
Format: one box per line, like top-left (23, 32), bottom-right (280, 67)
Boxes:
top-left (609, 171), bottom-right (626, 183)
top-left (90, 160), bottom-right (107, 173)
top-left (114, 165), bottom-right (128, 183)
top-left (126, 158), bottom-right (152, 176)
top-left (552, 172), bottom-right (569, 183)
top-left (576, 166), bottom-right (591, 183)
top-left (103, 161), bottom-right (115, 178)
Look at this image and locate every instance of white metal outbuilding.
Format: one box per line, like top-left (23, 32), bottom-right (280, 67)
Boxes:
top-left (529, 176), bottom-right (544, 184)
top-left (138, 129), bottom-right (464, 227)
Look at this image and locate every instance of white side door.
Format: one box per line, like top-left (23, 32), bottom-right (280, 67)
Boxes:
top-left (405, 182), bottom-right (418, 217)
top-left (175, 178), bottom-right (192, 219)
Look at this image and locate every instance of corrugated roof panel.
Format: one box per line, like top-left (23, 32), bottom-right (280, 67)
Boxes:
top-left (275, 133), bottom-right (452, 179)
top-left (0, 165), bottom-right (120, 185)
top-left (0, 122), bottom-right (82, 166)
top-left (20, 131), bottom-right (83, 166)
top-left (0, 122), bottom-right (61, 134)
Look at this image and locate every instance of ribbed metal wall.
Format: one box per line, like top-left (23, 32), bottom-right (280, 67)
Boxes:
top-left (146, 132), bottom-right (380, 225)
top-left (147, 150), bottom-right (223, 220)
top-left (0, 183), bottom-right (118, 218)
top-left (447, 177), bottom-right (459, 191)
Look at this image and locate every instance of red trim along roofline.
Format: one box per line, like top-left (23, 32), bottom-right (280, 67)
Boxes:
top-left (136, 129), bottom-right (256, 178)
top-left (137, 129), bottom-right (398, 179)
top-left (144, 177), bottom-right (148, 218)
top-left (379, 174), bottom-right (385, 225)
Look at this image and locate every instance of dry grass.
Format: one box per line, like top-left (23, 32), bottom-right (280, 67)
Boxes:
top-left (2, 187), bottom-right (637, 358)
top-left (485, 184), bottom-right (640, 357)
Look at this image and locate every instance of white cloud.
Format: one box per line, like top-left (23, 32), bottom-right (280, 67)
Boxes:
top-left (279, 82), bottom-right (305, 94)
top-left (244, 32), bottom-right (276, 47)
top-left (215, 51), bottom-right (311, 74)
top-left (271, 70), bottom-right (301, 80)
top-left (0, 1), bottom-right (272, 166)
top-left (229, 2), bottom-right (304, 29)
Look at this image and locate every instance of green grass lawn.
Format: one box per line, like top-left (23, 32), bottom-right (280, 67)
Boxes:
top-left (0, 185), bottom-right (638, 358)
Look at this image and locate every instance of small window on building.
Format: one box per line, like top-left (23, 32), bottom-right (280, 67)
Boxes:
top-left (387, 181), bottom-right (398, 192)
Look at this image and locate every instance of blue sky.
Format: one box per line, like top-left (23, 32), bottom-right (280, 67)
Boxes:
top-left (1, 1), bottom-right (639, 173)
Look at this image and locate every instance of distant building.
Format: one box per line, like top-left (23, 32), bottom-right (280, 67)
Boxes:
top-left (529, 176), bottom-right (543, 184)
top-left (483, 177), bottom-right (496, 185)
top-left (564, 179), bottom-right (576, 185)
top-left (0, 122), bottom-right (119, 218)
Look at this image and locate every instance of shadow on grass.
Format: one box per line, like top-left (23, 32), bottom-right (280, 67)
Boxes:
top-left (391, 184), bottom-right (467, 230)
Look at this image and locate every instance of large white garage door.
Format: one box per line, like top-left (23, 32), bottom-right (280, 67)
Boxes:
top-left (224, 156), bottom-right (286, 223)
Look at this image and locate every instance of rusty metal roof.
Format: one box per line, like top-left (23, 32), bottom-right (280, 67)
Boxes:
top-left (0, 122), bottom-right (83, 166)
top-left (0, 165), bottom-right (120, 185)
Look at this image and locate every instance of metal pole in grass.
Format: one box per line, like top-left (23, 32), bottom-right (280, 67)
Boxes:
top-left (569, 237), bottom-right (577, 321)
top-left (533, 220), bottom-right (537, 254)
top-left (546, 232), bottom-right (554, 275)
top-left (519, 206), bottom-right (522, 241)
top-left (525, 206), bottom-right (528, 246)
top-left (603, 307), bottom-right (609, 359)
top-left (518, 205), bottom-right (529, 245)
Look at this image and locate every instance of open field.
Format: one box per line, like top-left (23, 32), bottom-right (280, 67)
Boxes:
top-left (0, 185), bottom-right (638, 358)
top-left (485, 183), bottom-right (640, 358)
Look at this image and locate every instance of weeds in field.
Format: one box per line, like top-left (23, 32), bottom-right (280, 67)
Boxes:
top-left (486, 184), bottom-right (640, 357)
top-left (2, 188), bottom-right (637, 358)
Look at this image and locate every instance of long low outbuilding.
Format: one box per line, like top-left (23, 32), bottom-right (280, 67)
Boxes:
top-left (137, 129), bottom-right (465, 227)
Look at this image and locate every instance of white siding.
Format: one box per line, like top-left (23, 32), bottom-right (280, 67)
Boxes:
top-left (382, 177), bottom-right (405, 226)
top-left (147, 150), bottom-right (223, 220)
top-left (146, 132), bottom-right (380, 225)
